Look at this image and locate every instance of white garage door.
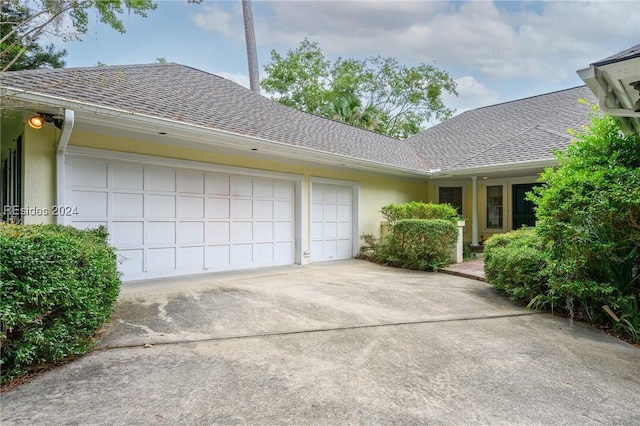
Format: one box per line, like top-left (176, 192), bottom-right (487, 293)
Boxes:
top-left (65, 156), bottom-right (296, 281)
top-left (310, 182), bottom-right (353, 262)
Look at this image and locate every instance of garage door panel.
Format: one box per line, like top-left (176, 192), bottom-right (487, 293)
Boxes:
top-left (275, 201), bottom-right (293, 219)
top-left (208, 222), bottom-right (230, 242)
top-left (178, 196), bottom-right (204, 218)
top-left (178, 222), bottom-right (205, 244)
top-left (231, 244), bottom-right (253, 264)
top-left (206, 174), bottom-right (230, 195)
top-left (254, 222), bottom-right (273, 242)
top-left (68, 159), bottom-right (108, 188)
top-left (338, 222), bottom-right (351, 239)
top-left (112, 222), bottom-right (144, 247)
top-left (147, 222), bottom-right (175, 245)
top-left (324, 204), bottom-right (337, 220)
top-left (207, 198), bottom-right (229, 218)
top-left (113, 164), bottom-right (143, 190)
top-left (179, 247), bottom-right (204, 270)
top-left (274, 181), bottom-right (293, 199)
top-left (177, 170), bottom-right (204, 194)
top-left (74, 191), bottom-right (108, 217)
top-left (275, 222), bottom-right (293, 241)
top-left (231, 222), bottom-right (253, 242)
top-left (254, 243), bottom-right (274, 263)
top-left (148, 247), bottom-right (176, 272)
top-left (231, 176), bottom-right (253, 196)
top-left (338, 205), bottom-right (351, 220)
top-left (146, 168), bottom-right (176, 192)
top-left (208, 245), bottom-right (230, 267)
top-left (253, 178), bottom-right (274, 198)
top-left (118, 249), bottom-right (144, 276)
top-left (113, 193), bottom-right (143, 217)
top-left (253, 200), bottom-right (273, 219)
top-left (275, 242), bottom-right (293, 261)
top-left (230, 199), bottom-right (252, 219)
top-left (148, 195), bottom-right (176, 218)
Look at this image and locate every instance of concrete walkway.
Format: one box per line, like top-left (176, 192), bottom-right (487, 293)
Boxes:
top-left (2, 260), bottom-right (639, 425)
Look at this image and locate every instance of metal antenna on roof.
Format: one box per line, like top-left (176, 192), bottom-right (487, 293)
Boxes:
top-left (242, 0), bottom-right (260, 94)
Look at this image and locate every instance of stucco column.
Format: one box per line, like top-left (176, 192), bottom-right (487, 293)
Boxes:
top-left (471, 176), bottom-right (479, 246)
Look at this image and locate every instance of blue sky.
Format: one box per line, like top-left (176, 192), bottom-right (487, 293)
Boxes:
top-left (44, 0), bottom-right (640, 120)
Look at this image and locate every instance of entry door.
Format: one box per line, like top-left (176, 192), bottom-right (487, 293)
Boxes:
top-left (311, 182), bottom-right (353, 262)
top-left (512, 184), bottom-right (538, 229)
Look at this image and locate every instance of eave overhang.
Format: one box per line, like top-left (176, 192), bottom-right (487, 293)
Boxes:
top-left (1, 87), bottom-right (433, 179)
top-left (577, 48), bottom-right (640, 134)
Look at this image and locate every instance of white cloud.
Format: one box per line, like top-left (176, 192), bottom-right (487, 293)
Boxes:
top-left (254, 0), bottom-right (639, 82)
top-left (190, 3), bottom-right (244, 41)
top-left (452, 75), bottom-right (501, 108)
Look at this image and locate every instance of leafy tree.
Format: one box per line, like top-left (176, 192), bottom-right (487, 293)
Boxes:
top-left (1, 0), bottom-right (156, 72)
top-left (528, 107), bottom-right (640, 335)
top-left (1, 2), bottom-right (67, 71)
top-left (262, 39), bottom-right (457, 138)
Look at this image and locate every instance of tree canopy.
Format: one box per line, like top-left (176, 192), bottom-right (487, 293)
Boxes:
top-left (1, 2), bottom-right (66, 71)
top-left (261, 39), bottom-right (457, 139)
top-left (1, 0), bottom-right (156, 72)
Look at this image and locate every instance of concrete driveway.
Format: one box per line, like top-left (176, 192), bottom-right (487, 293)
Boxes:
top-left (2, 260), bottom-right (639, 425)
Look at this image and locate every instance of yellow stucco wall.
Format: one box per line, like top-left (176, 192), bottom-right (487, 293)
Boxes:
top-left (67, 131), bottom-right (428, 243)
top-left (23, 125), bottom-right (57, 225)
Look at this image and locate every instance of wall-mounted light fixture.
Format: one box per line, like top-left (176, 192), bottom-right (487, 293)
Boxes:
top-left (27, 112), bottom-right (64, 130)
top-left (630, 81), bottom-right (640, 113)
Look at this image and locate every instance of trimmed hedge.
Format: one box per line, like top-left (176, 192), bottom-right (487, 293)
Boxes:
top-left (0, 224), bottom-right (121, 383)
top-left (483, 228), bottom-right (548, 304)
top-left (380, 201), bottom-right (460, 226)
top-left (375, 219), bottom-right (458, 271)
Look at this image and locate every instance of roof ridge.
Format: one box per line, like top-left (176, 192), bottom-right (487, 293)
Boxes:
top-left (464, 85), bottom-right (588, 113)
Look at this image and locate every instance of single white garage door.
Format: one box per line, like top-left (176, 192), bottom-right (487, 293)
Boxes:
top-left (310, 182), bottom-right (353, 262)
top-left (65, 156), bottom-right (296, 281)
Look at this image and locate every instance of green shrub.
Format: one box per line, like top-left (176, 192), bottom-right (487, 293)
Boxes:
top-left (380, 201), bottom-right (460, 226)
top-left (375, 219), bottom-right (458, 271)
top-left (483, 228), bottom-right (548, 304)
top-left (528, 111), bottom-right (640, 340)
top-left (0, 224), bottom-right (121, 383)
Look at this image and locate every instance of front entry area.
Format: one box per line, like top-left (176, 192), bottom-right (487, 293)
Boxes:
top-left (512, 183), bottom-right (538, 229)
top-left (65, 152), bottom-right (298, 281)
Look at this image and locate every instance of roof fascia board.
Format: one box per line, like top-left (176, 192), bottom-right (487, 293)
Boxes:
top-left (431, 159), bottom-right (558, 179)
top-left (3, 88), bottom-right (433, 178)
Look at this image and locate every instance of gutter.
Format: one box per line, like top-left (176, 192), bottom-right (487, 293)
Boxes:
top-left (55, 109), bottom-right (75, 225)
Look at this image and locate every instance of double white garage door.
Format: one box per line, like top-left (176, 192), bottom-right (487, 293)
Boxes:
top-left (65, 153), bottom-right (354, 281)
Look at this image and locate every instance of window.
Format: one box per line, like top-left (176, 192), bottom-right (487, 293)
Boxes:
top-left (486, 185), bottom-right (503, 229)
top-left (438, 186), bottom-right (462, 215)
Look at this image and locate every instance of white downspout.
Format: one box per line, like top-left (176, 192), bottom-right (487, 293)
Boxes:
top-left (471, 176), bottom-right (479, 247)
top-left (56, 109), bottom-right (75, 225)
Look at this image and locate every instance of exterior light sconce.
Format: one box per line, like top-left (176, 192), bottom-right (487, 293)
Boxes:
top-left (630, 81), bottom-right (640, 112)
top-left (27, 112), bottom-right (63, 130)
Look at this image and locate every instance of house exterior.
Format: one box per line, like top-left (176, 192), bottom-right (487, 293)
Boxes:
top-left (1, 63), bottom-right (595, 281)
top-left (405, 85), bottom-right (596, 247)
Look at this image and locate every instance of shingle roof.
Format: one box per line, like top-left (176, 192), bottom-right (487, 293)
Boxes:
top-left (592, 44), bottom-right (640, 67)
top-left (1, 63), bottom-right (428, 172)
top-left (405, 86), bottom-right (597, 171)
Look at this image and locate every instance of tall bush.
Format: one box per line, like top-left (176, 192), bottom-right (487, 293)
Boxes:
top-left (375, 219), bottom-right (458, 271)
top-left (529, 111), bottom-right (640, 334)
top-left (483, 228), bottom-right (548, 304)
top-left (0, 224), bottom-right (121, 383)
top-left (380, 201), bottom-right (460, 226)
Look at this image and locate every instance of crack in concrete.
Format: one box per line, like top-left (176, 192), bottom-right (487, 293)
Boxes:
top-left (98, 311), bottom-right (542, 351)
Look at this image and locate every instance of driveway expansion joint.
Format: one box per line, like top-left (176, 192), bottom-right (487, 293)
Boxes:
top-left (97, 311), bottom-right (543, 351)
